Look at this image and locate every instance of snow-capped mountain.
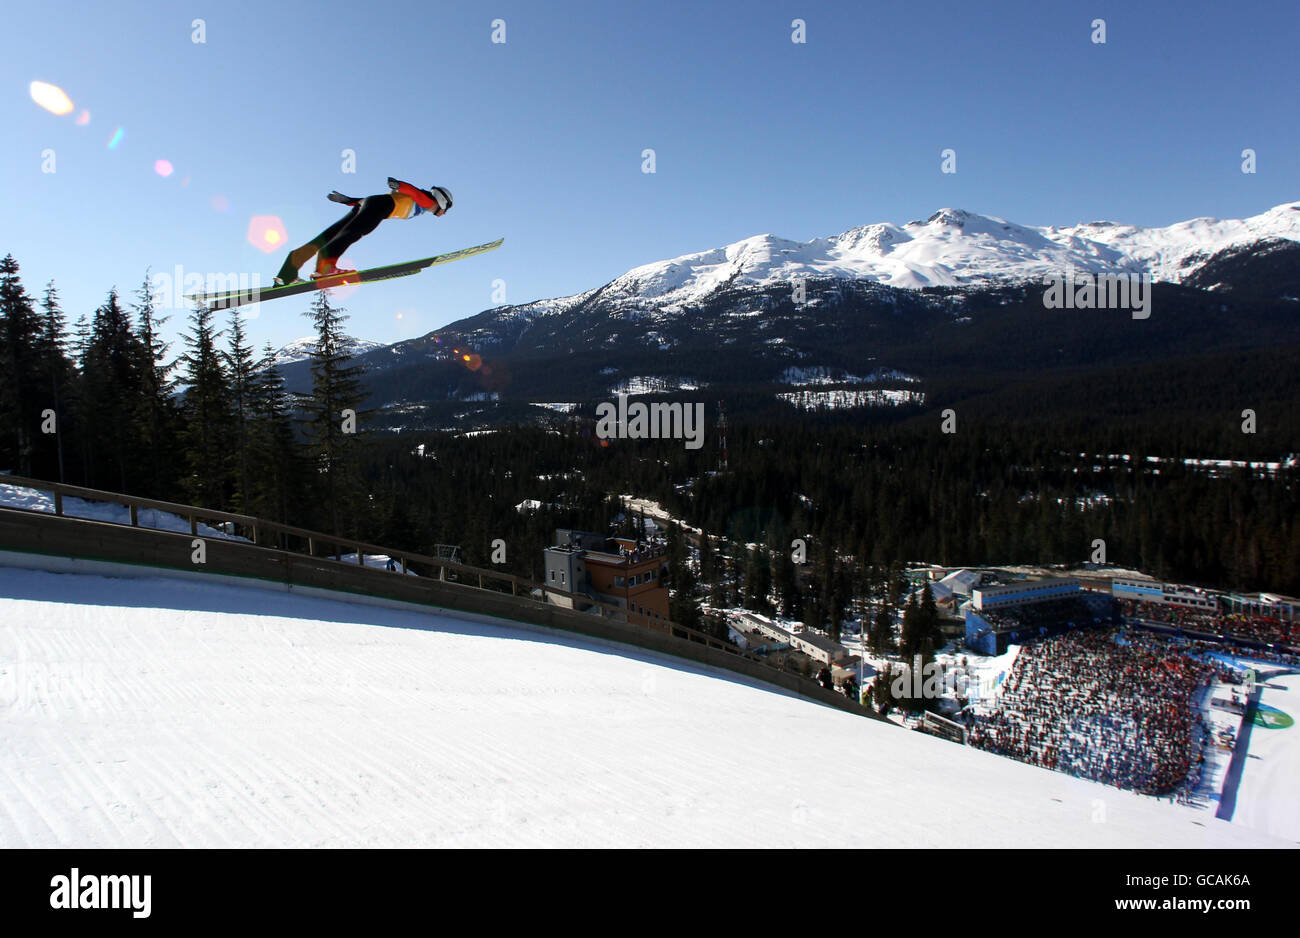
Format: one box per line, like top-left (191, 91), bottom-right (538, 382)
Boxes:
top-left (425, 200), bottom-right (1300, 356)
top-left (593, 201), bottom-right (1300, 307)
top-left (426, 202), bottom-right (1300, 346)
top-left (271, 336), bottom-right (385, 366)
top-left (275, 200), bottom-right (1300, 422)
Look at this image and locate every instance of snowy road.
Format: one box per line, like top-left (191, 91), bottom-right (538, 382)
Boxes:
top-left (0, 566), bottom-right (1287, 848)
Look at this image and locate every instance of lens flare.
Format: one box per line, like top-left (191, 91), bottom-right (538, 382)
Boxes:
top-left (154, 159), bottom-right (174, 177)
top-left (107, 127), bottom-right (125, 149)
top-left (324, 255), bottom-right (361, 300)
top-left (247, 215), bottom-right (287, 254)
top-left (211, 195), bottom-right (230, 212)
top-left (30, 81), bottom-right (74, 115)
top-left (75, 109), bottom-right (90, 126)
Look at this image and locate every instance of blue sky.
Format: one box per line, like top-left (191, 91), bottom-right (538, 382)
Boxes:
top-left (4, 0), bottom-right (1296, 352)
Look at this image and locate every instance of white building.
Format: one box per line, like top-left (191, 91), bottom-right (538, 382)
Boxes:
top-left (789, 631), bottom-right (848, 665)
top-left (734, 612), bottom-right (792, 644)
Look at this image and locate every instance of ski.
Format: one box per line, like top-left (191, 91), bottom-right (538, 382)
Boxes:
top-left (187, 237), bottom-right (504, 310)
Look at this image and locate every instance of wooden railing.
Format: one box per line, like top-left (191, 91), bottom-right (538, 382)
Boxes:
top-left (0, 474), bottom-right (875, 716)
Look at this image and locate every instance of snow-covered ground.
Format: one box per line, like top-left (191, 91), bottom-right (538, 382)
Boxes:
top-left (1075, 452), bottom-right (1297, 479)
top-left (0, 565), bottom-right (1286, 848)
top-left (334, 552), bottom-right (420, 575)
top-left (779, 366), bottom-right (920, 387)
top-left (1231, 671), bottom-right (1300, 842)
top-left (777, 388), bottom-right (925, 410)
top-left (0, 481), bottom-right (245, 541)
top-left (618, 495), bottom-right (704, 539)
top-left (992, 563), bottom-right (1153, 582)
top-left (608, 376), bottom-right (705, 396)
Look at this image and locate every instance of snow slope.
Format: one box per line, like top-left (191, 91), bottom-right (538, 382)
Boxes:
top-left (1049, 202), bottom-right (1300, 283)
top-left (1231, 672), bottom-right (1300, 843)
top-left (0, 567), bottom-right (1287, 848)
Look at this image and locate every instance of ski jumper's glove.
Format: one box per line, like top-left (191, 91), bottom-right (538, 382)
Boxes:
top-left (387, 177), bottom-right (439, 210)
top-left (327, 190), bottom-right (361, 206)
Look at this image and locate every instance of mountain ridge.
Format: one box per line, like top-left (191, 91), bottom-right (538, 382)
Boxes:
top-left (566, 200), bottom-right (1300, 306)
top-left (271, 201), bottom-right (1300, 425)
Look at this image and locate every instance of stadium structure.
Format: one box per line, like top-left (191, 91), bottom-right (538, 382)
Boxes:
top-left (1114, 578), bottom-right (1300, 623)
top-left (963, 577), bottom-right (1116, 655)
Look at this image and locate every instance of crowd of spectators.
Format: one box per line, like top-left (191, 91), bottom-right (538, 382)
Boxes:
top-left (965, 627), bottom-right (1237, 795)
top-left (1120, 599), bottom-right (1299, 650)
top-left (1160, 633), bottom-right (1300, 669)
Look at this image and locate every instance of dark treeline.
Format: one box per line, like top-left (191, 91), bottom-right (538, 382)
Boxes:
top-left (350, 417), bottom-right (1300, 598)
top-left (0, 255), bottom-right (363, 535)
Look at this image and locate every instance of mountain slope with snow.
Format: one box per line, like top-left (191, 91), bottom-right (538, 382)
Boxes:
top-left (0, 566), bottom-right (1286, 848)
top-left (1050, 202), bottom-right (1300, 283)
top-left (590, 201), bottom-right (1300, 306)
top-left (272, 336), bottom-right (384, 366)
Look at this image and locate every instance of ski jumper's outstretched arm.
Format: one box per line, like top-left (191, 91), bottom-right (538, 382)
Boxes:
top-left (387, 178), bottom-right (453, 218)
top-left (388, 178), bottom-right (439, 210)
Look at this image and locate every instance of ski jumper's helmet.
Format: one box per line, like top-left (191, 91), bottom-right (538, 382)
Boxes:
top-left (429, 187), bottom-right (453, 212)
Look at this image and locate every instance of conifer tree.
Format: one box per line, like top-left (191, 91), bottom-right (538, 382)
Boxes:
top-left (772, 536), bottom-right (798, 618)
top-left (870, 602), bottom-right (895, 656)
top-left (38, 282), bottom-right (72, 482)
top-left (665, 518), bottom-right (686, 577)
top-left (83, 288), bottom-right (146, 491)
top-left (225, 309), bottom-right (257, 512)
top-left (246, 342), bottom-right (303, 527)
top-left (698, 533), bottom-right (716, 584)
top-left (132, 272), bottom-right (179, 497)
top-left (303, 291), bottom-right (366, 535)
top-left (179, 302), bottom-right (233, 507)
top-left (919, 580), bottom-right (943, 652)
top-left (745, 546), bottom-right (773, 614)
top-left (68, 313), bottom-right (93, 482)
top-left (0, 255), bottom-right (44, 476)
top-left (670, 559), bottom-right (702, 631)
top-left (900, 589), bottom-right (920, 660)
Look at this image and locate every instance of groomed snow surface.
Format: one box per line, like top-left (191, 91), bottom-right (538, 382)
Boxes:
top-left (1232, 673), bottom-right (1300, 842)
top-left (0, 566), bottom-right (1288, 848)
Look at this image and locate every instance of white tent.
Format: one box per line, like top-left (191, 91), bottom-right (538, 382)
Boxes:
top-left (939, 569), bottom-right (981, 596)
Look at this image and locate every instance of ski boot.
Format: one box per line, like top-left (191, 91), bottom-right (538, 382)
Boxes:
top-left (312, 257), bottom-right (357, 280)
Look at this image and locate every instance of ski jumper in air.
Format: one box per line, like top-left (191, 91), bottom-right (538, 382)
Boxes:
top-left (274, 177), bottom-right (453, 285)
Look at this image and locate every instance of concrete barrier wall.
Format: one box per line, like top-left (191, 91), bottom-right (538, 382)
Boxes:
top-left (0, 508), bottom-right (883, 722)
